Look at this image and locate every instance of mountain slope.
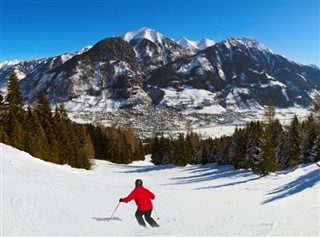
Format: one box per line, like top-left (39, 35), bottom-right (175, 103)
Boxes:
top-left (0, 46), bottom-right (91, 96)
top-left (0, 28), bottom-right (319, 112)
top-left (147, 37), bottom-right (320, 109)
top-left (20, 37), bottom-right (151, 109)
top-left (2, 143), bottom-right (320, 236)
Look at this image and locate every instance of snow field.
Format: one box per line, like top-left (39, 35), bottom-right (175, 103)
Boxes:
top-left (1, 143), bottom-right (319, 236)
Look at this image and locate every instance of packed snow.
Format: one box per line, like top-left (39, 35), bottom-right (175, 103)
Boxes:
top-left (1, 143), bottom-right (319, 236)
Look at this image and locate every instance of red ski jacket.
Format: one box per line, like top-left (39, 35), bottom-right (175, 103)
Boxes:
top-left (122, 186), bottom-right (155, 211)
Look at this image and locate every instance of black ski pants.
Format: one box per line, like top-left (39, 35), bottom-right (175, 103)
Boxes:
top-left (135, 209), bottom-right (159, 227)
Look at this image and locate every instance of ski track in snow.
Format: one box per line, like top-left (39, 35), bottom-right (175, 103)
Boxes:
top-left (1, 143), bottom-right (320, 236)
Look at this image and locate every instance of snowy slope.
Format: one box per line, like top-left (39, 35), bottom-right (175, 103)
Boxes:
top-left (2, 143), bottom-right (319, 236)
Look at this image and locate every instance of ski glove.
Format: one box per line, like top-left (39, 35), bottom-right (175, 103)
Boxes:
top-left (119, 198), bottom-right (124, 202)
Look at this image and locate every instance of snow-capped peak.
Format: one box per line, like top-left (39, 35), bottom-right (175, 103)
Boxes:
top-left (122, 27), bottom-right (165, 44)
top-left (175, 37), bottom-right (215, 53)
top-left (0, 59), bottom-right (21, 69)
top-left (75, 45), bottom-right (92, 55)
top-left (239, 37), bottom-right (274, 55)
top-left (197, 38), bottom-right (215, 50)
top-left (175, 37), bottom-right (199, 53)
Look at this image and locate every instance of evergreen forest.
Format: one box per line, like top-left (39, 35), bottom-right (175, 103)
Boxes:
top-left (1, 73), bottom-right (319, 176)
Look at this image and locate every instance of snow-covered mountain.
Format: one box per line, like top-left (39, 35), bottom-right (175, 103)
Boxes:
top-left (2, 143), bottom-right (320, 236)
top-left (175, 37), bottom-right (215, 54)
top-left (122, 27), bottom-right (190, 74)
top-left (20, 37), bottom-right (151, 109)
top-left (0, 46), bottom-right (92, 96)
top-left (0, 27), bottom-right (319, 112)
top-left (147, 37), bottom-right (320, 110)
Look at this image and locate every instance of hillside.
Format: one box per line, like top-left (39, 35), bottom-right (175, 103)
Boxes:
top-left (2, 143), bottom-right (319, 236)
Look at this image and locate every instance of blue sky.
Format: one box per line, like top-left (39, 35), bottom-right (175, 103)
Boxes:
top-left (1, 0), bottom-right (319, 66)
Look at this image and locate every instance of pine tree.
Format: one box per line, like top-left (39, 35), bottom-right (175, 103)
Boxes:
top-left (286, 116), bottom-right (301, 168)
top-left (33, 92), bottom-right (59, 162)
top-left (215, 136), bottom-right (232, 165)
top-left (34, 92), bottom-right (53, 135)
top-left (0, 93), bottom-right (9, 143)
top-left (245, 121), bottom-right (263, 170)
top-left (277, 116), bottom-right (301, 169)
top-left (52, 105), bottom-right (70, 165)
top-left (300, 114), bottom-right (318, 163)
top-left (198, 138), bottom-right (215, 165)
top-left (71, 124), bottom-right (92, 169)
top-left (253, 128), bottom-right (279, 176)
top-left (229, 127), bottom-right (248, 169)
top-left (276, 131), bottom-right (288, 169)
top-left (7, 73), bottom-right (24, 117)
top-left (6, 73), bottom-right (26, 150)
top-left (24, 106), bottom-right (49, 160)
top-left (151, 135), bottom-right (161, 165)
top-left (268, 119), bottom-right (283, 145)
top-left (310, 134), bottom-right (320, 162)
top-left (187, 132), bottom-right (201, 164)
top-left (174, 133), bottom-right (189, 166)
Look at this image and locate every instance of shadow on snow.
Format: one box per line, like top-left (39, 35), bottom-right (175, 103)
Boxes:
top-left (195, 177), bottom-right (260, 190)
top-left (116, 164), bottom-right (175, 173)
top-left (262, 168), bottom-right (320, 204)
top-left (163, 163), bottom-right (260, 189)
top-left (92, 217), bottom-right (122, 222)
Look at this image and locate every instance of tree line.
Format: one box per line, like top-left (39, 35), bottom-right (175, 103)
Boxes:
top-left (0, 73), bottom-right (144, 169)
top-left (148, 100), bottom-right (320, 176)
top-left (1, 72), bottom-right (319, 175)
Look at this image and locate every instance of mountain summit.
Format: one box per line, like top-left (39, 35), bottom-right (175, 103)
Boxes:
top-left (175, 37), bottom-right (215, 53)
top-left (0, 27), bottom-right (319, 112)
top-left (122, 27), bottom-right (165, 45)
top-left (121, 27), bottom-right (189, 74)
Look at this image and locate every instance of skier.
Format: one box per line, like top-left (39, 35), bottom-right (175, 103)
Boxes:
top-left (120, 179), bottom-right (159, 228)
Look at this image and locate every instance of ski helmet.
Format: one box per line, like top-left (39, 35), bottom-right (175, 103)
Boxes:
top-left (135, 179), bottom-right (143, 187)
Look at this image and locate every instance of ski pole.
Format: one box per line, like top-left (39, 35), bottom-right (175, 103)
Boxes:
top-left (107, 202), bottom-right (121, 222)
top-left (153, 205), bottom-right (160, 220)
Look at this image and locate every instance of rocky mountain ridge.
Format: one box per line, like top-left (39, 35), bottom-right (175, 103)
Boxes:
top-left (1, 27), bottom-right (319, 114)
